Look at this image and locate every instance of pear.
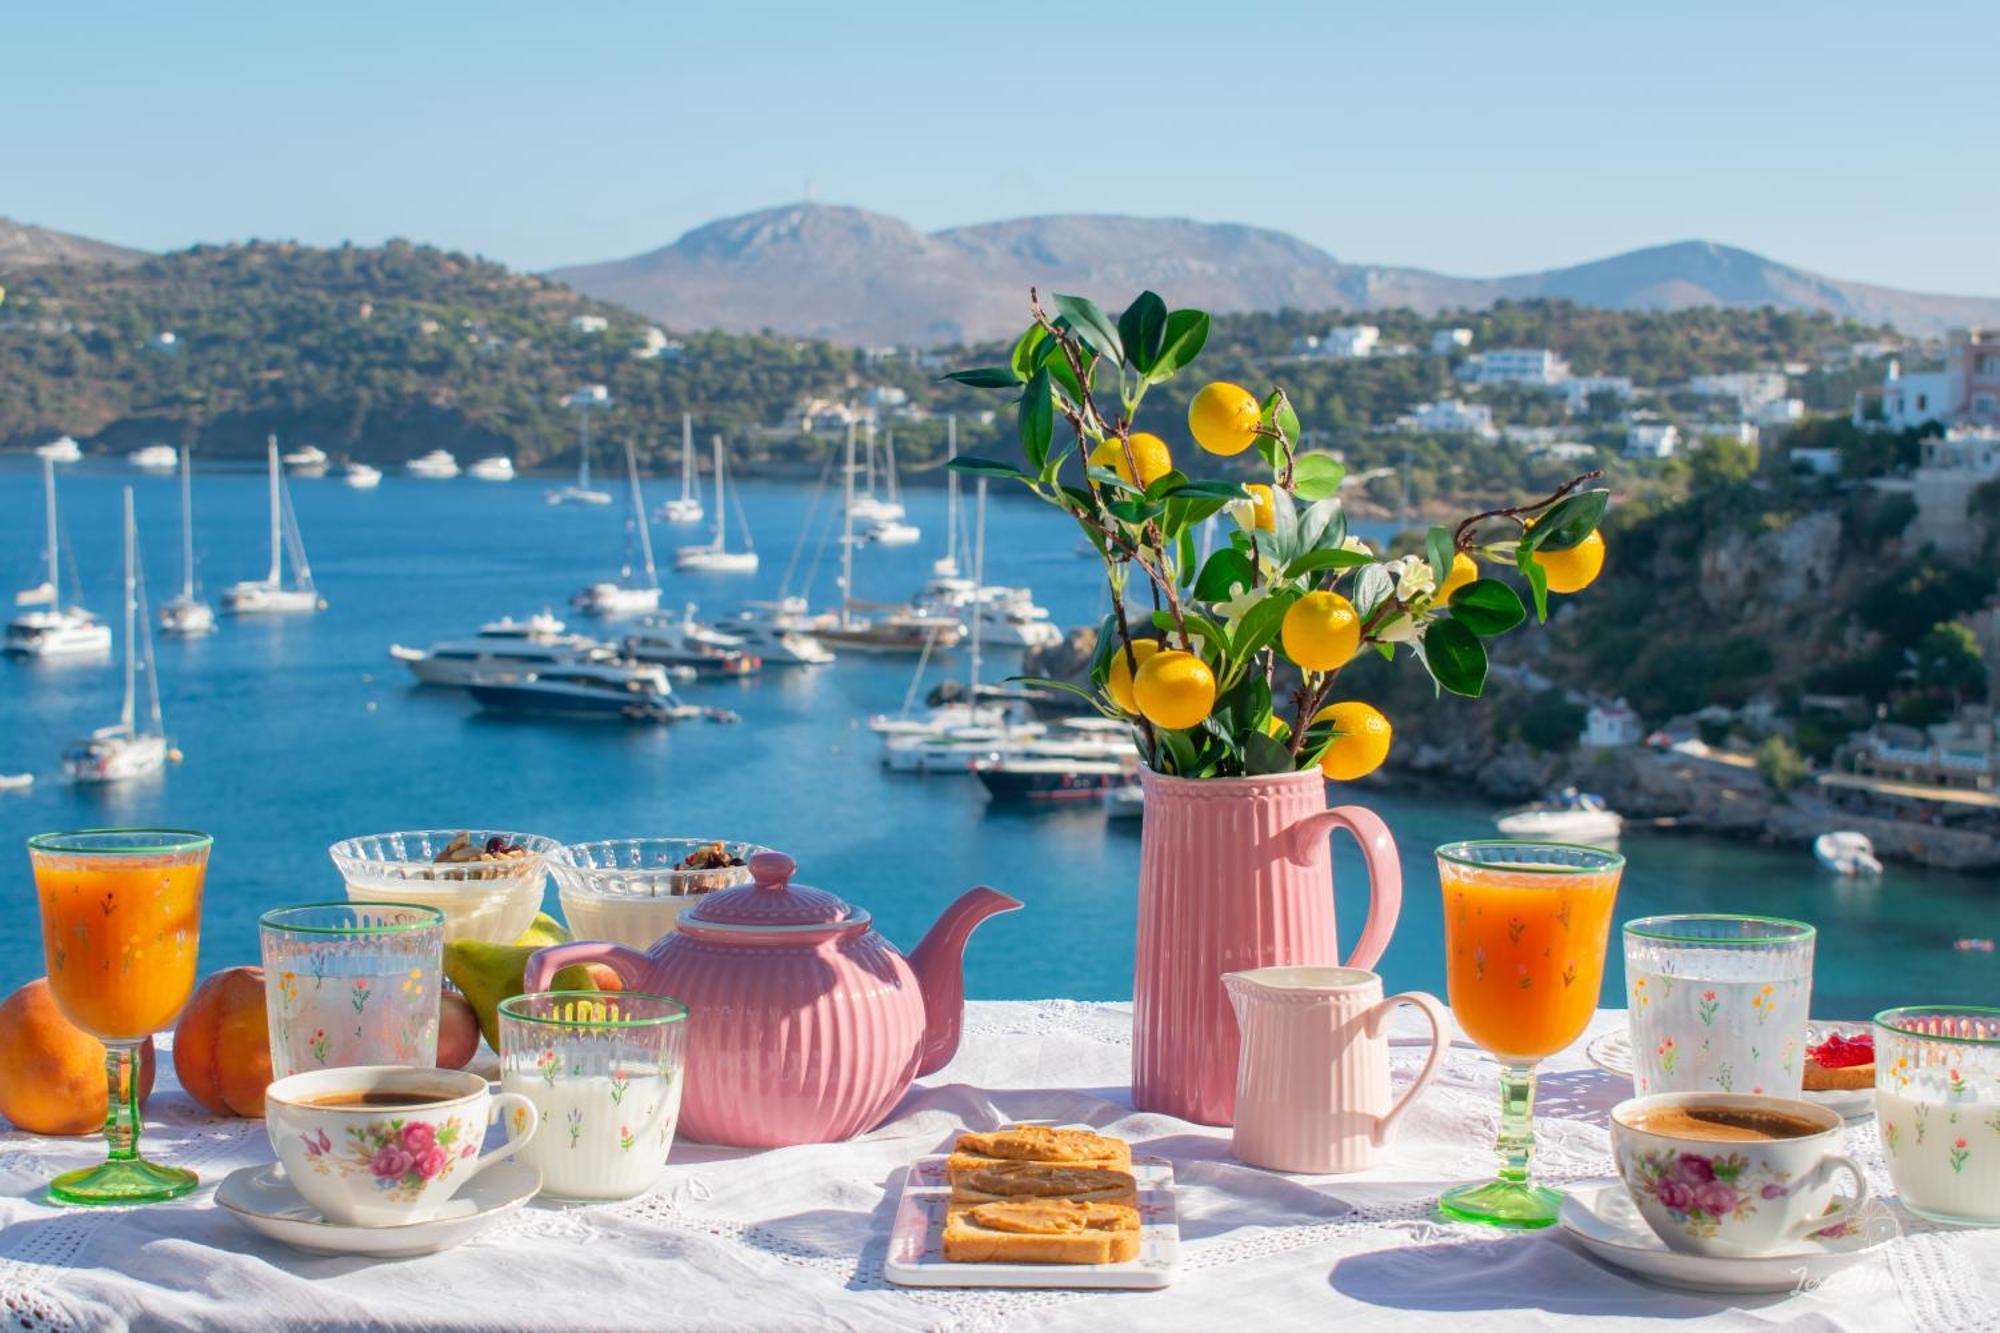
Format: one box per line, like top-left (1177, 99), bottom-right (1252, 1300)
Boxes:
top-left (443, 938), bottom-right (597, 1052)
top-left (513, 913), bottom-right (572, 949)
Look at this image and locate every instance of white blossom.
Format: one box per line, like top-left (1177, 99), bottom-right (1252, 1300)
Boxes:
top-left (1388, 555), bottom-right (1436, 602)
top-left (1340, 535), bottom-right (1374, 557)
top-left (1375, 612), bottom-right (1425, 644)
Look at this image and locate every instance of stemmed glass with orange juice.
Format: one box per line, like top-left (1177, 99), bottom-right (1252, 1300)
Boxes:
top-left (1437, 840), bottom-right (1623, 1228)
top-left (27, 829), bottom-right (211, 1205)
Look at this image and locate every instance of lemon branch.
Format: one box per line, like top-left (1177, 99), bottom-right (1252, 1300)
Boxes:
top-left (1453, 470), bottom-right (1603, 550)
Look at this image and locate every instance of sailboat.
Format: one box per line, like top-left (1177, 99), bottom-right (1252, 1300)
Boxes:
top-left (64, 488), bottom-right (170, 784)
top-left (571, 436), bottom-right (663, 616)
top-left (909, 419), bottom-right (1062, 650)
top-left (4, 457), bottom-right (111, 658)
top-left (674, 437), bottom-right (759, 574)
top-left (547, 396), bottom-right (614, 505)
top-left (223, 435), bottom-right (324, 614)
top-left (812, 422), bottom-right (965, 655)
top-left (158, 446), bottom-right (216, 637)
top-left (849, 421), bottom-right (905, 522)
top-left (658, 413), bottom-right (704, 523)
top-left (860, 428), bottom-right (920, 544)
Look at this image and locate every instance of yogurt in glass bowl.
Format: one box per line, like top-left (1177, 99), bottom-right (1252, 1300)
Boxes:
top-left (329, 829), bottom-right (560, 944)
top-left (551, 838), bottom-right (765, 950)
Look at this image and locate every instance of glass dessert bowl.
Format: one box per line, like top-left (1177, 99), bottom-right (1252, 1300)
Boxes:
top-left (328, 829), bottom-right (560, 944)
top-left (551, 837), bottom-right (765, 950)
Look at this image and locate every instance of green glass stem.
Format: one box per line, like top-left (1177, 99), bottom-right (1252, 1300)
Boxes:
top-left (1437, 1058), bottom-right (1562, 1228)
top-left (1495, 1060), bottom-right (1537, 1183)
top-left (104, 1041), bottom-right (142, 1162)
top-left (48, 1037), bottom-right (196, 1205)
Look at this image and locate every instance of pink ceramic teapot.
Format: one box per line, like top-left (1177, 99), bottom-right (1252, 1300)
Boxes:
top-left (523, 851), bottom-right (1021, 1148)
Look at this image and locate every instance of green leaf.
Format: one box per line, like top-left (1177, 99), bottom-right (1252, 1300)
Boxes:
top-left (1085, 612), bottom-right (1121, 685)
top-left (1147, 309), bottom-right (1209, 383)
top-left (1516, 546), bottom-right (1551, 622)
top-left (1085, 465), bottom-right (1143, 496)
top-left (1425, 525), bottom-right (1454, 587)
top-left (1297, 497), bottom-right (1343, 553)
top-left (1351, 563), bottom-right (1395, 619)
top-left (1158, 728), bottom-right (1199, 772)
top-left (1154, 478), bottom-right (1251, 502)
top-left (1175, 523), bottom-right (1198, 588)
top-left (1450, 579), bottom-right (1527, 637)
top-left (1166, 495), bottom-right (1230, 533)
top-left (1193, 547), bottom-right (1257, 601)
top-left (1106, 497), bottom-right (1163, 525)
top-left (1043, 343), bottom-right (1087, 402)
top-left (1013, 676), bottom-right (1108, 709)
top-left (1266, 486), bottom-right (1299, 561)
top-left (1143, 469), bottom-right (1191, 503)
top-left (1116, 291), bottom-right (1169, 373)
top-left (1151, 608), bottom-right (1228, 657)
top-left (1292, 453), bottom-right (1346, 502)
top-left (1017, 367), bottom-right (1053, 471)
top-left (1424, 618), bottom-right (1488, 697)
top-left (1008, 325), bottom-right (1046, 382)
top-left (948, 456), bottom-right (1031, 481)
top-left (1243, 730), bottom-right (1296, 776)
top-left (940, 367), bottom-right (1019, 389)
top-left (1525, 489), bottom-right (1609, 553)
top-left (1051, 294), bottom-right (1123, 365)
top-left (1284, 547), bottom-right (1374, 578)
top-left (1232, 587), bottom-right (1297, 665)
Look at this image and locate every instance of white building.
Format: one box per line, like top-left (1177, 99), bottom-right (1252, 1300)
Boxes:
top-left (1431, 328), bottom-right (1473, 355)
top-left (1853, 328), bottom-right (2000, 431)
top-left (1581, 699), bottom-right (1644, 748)
top-left (1457, 348), bottom-right (1570, 387)
top-left (863, 385), bottom-right (910, 409)
top-left (1625, 423), bottom-right (1681, 458)
top-left (566, 384), bottom-right (610, 409)
top-left (1395, 398), bottom-right (1497, 440)
top-left (1690, 372), bottom-right (1788, 412)
top-left (632, 327), bottom-right (684, 360)
top-left (1529, 441), bottom-right (1599, 463)
top-left (1696, 421), bottom-right (1759, 447)
top-left (1319, 325), bottom-right (1380, 358)
top-left (1755, 398), bottom-right (1806, 428)
top-left (570, 314), bottom-right (610, 335)
top-left (1561, 375), bottom-right (1635, 411)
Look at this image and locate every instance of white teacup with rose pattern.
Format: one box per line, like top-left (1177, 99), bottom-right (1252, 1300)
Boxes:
top-left (266, 1066), bottom-right (540, 1226)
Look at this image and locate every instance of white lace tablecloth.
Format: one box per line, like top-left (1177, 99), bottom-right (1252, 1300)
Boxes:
top-left (2, 1003), bottom-right (1995, 1332)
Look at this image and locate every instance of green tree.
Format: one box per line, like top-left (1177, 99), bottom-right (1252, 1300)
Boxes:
top-left (1756, 736), bottom-right (1808, 793)
top-left (1915, 621), bottom-right (1986, 705)
top-left (1519, 690), bottom-right (1587, 752)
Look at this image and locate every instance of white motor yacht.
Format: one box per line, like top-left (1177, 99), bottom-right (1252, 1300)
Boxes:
top-left (65, 488), bottom-right (171, 785)
top-left (1495, 788), bottom-right (1623, 846)
top-left (675, 435), bottom-right (759, 574)
top-left (469, 456), bottom-right (516, 482)
top-left (728, 599), bottom-right (836, 665)
top-left (158, 446), bottom-right (215, 637)
top-left (466, 660), bottom-right (675, 721)
top-left (571, 437), bottom-right (662, 616)
top-left (658, 413), bottom-right (705, 523)
top-left (343, 463), bottom-right (383, 489)
top-left (223, 436), bottom-right (323, 615)
top-left (35, 436), bottom-right (83, 463)
top-left (5, 457), bottom-right (111, 658)
top-left (282, 444), bottom-right (330, 477)
top-left (1814, 831), bottom-right (1884, 877)
top-left (128, 444), bottom-right (178, 471)
top-left (389, 613), bottom-right (613, 686)
top-left (405, 449), bottom-right (461, 479)
top-left (623, 610), bottom-right (761, 678)
top-left (975, 591), bottom-right (1064, 650)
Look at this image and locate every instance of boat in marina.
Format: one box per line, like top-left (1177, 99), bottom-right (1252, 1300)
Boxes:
top-left (910, 435), bottom-right (1061, 649)
top-left (863, 517), bottom-right (921, 546)
top-left (658, 413), bottom-right (704, 523)
top-left (548, 391), bottom-right (615, 505)
top-left (283, 444), bottom-right (330, 477)
top-left (35, 436), bottom-right (82, 463)
top-left (813, 423), bottom-right (964, 655)
top-left (64, 488), bottom-right (170, 785)
top-left (1814, 830), bottom-right (1884, 877)
top-left (389, 612), bottom-right (614, 686)
top-left (1494, 787), bottom-right (1623, 845)
top-left (727, 598), bottom-right (836, 666)
top-left (5, 457), bottom-right (111, 659)
top-left (571, 437), bottom-right (662, 617)
top-left (1105, 784), bottom-right (1144, 820)
top-left (128, 443), bottom-right (178, 471)
top-left (0, 772), bottom-right (31, 792)
top-left (343, 463), bottom-right (382, 489)
top-left (675, 436), bottom-right (759, 574)
top-left (974, 754), bottom-right (1139, 803)
top-left (466, 660), bottom-right (676, 721)
top-left (158, 446), bottom-right (215, 637)
top-left (468, 455), bottom-right (516, 482)
top-left (406, 449), bottom-right (461, 479)
top-left (848, 422), bottom-right (905, 522)
top-left (623, 608), bottom-right (762, 677)
top-left (974, 590), bottom-right (1064, 650)
top-left (223, 437), bottom-right (324, 615)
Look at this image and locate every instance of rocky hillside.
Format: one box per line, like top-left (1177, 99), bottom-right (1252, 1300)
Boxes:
top-left (0, 218), bottom-right (146, 270)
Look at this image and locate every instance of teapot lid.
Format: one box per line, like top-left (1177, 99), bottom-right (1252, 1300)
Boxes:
top-left (678, 851), bottom-right (859, 931)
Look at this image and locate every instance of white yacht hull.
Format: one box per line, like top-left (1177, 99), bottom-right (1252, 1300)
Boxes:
top-left (1814, 832), bottom-right (1884, 876)
top-left (344, 466), bottom-right (383, 489)
top-left (223, 582), bottom-right (321, 615)
top-left (674, 548), bottom-right (760, 574)
top-left (571, 584), bottom-right (662, 618)
top-left (546, 487), bottom-right (614, 505)
top-left (1493, 808), bottom-right (1624, 846)
top-left (4, 611), bottom-right (112, 658)
top-left (469, 458), bottom-right (516, 481)
top-left (850, 496), bottom-right (904, 522)
top-left (159, 597), bottom-right (217, 637)
top-left (66, 733), bottom-right (167, 785)
top-left (660, 500), bottom-right (705, 523)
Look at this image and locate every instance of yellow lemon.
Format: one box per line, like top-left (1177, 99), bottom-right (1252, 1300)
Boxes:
top-left (1103, 638), bottom-right (1161, 715)
top-left (1132, 650), bottom-right (1216, 731)
top-left (1280, 591), bottom-right (1361, 673)
top-left (1188, 382), bottom-right (1261, 456)
top-left (1535, 529), bottom-right (1605, 594)
top-left (1437, 551), bottom-right (1478, 601)
top-left (1243, 483), bottom-right (1275, 532)
top-left (1088, 432), bottom-right (1173, 490)
top-left (1313, 701), bottom-right (1392, 781)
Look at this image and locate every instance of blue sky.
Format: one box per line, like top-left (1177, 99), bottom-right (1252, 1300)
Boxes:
top-left (5, 2), bottom-right (1995, 293)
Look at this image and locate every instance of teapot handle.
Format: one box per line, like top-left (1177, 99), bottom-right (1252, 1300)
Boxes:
top-left (522, 941), bottom-right (652, 995)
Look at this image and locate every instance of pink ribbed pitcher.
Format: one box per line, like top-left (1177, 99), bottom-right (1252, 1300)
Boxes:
top-left (1132, 767), bottom-right (1403, 1125)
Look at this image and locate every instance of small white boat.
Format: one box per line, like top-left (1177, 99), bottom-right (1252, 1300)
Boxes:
top-left (223, 436), bottom-right (324, 615)
top-left (469, 456), bottom-right (516, 482)
top-left (1106, 784), bottom-right (1144, 820)
top-left (1814, 831), bottom-right (1884, 877)
top-left (466, 660), bottom-right (676, 721)
top-left (848, 422), bottom-right (906, 522)
top-left (728, 599), bottom-right (835, 666)
top-left (405, 449), bottom-right (461, 479)
top-left (1495, 788), bottom-right (1624, 846)
top-left (35, 436), bottom-right (83, 463)
top-left (128, 444), bottom-right (179, 471)
top-left (658, 413), bottom-right (704, 523)
top-left (158, 446), bottom-right (215, 637)
top-left (864, 518), bottom-right (922, 547)
top-left (5, 457), bottom-right (111, 658)
top-left (389, 613), bottom-right (612, 686)
top-left (65, 488), bottom-right (170, 785)
top-left (571, 438), bottom-right (662, 616)
top-left (343, 463), bottom-right (382, 489)
top-left (282, 444), bottom-right (330, 477)
top-left (0, 772), bottom-right (32, 792)
top-left (675, 436), bottom-right (759, 574)
top-left (547, 399), bottom-right (614, 505)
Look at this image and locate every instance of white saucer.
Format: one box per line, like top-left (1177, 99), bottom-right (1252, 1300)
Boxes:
top-left (216, 1160), bottom-right (541, 1258)
top-left (1559, 1180), bottom-right (1899, 1294)
top-left (1584, 1024), bottom-right (1876, 1121)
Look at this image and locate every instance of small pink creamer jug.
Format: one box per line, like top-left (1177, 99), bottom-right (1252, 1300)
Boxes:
top-left (524, 852), bottom-right (1021, 1148)
top-left (1224, 966), bottom-right (1447, 1174)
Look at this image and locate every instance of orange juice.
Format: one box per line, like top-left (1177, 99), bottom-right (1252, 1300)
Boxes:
top-left (1442, 860), bottom-right (1619, 1061)
top-left (35, 856), bottom-right (205, 1039)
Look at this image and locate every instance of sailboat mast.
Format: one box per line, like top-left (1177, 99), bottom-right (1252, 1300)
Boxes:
top-left (884, 429), bottom-right (899, 505)
top-left (863, 420), bottom-right (877, 495)
top-left (178, 446), bottom-right (196, 599)
top-left (121, 487), bottom-right (136, 731)
top-left (578, 411), bottom-right (592, 489)
top-left (944, 416), bottom-right (959, 571)
top-left (840, 421), bottom-right (856, 628)
top-left (626, 438), bottom-right (657, 587)
top-left (681, 412), bottom-right (695, 500)
top-left (41, 457), bottom-right (59, 608)
top-left (710, 436), bottom-right (726, 549)
top-left (970, 478), bottom-right (987, 700)
top-left (266, 435), bottom-right (283, 585)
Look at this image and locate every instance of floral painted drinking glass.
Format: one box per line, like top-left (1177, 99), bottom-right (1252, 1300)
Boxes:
top-left (498, 991), bottom-right (689, 1201)
top-left (1624, 915), bottom-right (1814, 1099)
top-left (1438, 840), bottom-right (1623, 1228)
top-left (259, 903), bottom-right (445, 1079)
top-left (1875, 1006), bottom-right (2000, 1227)
top-left (29, 829), bottom-right (211, 1205)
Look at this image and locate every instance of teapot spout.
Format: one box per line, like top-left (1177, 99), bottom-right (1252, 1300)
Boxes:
top-left (909, 886), bottom-right (1022, 1076)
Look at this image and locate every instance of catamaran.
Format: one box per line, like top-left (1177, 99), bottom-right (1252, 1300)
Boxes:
top-left (158, 445), bottom-right (215, 637)
top-left (674, 436), bottom-right (759, 574)
top-left (571, 436), bottom-right (662, 617)
top-left (547, 396), bottom-right (614, 505)
top-left (223, 436), bottom-right (323, 615)
top-left (658, 413), bottom-right (704, 523)
top-left (4, 457), bottom-right (111, 658)
top-left (64, 488), bottom-right (170, 784)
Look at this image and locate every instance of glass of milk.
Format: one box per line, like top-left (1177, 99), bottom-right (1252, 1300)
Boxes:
top-left (498, 991), bottom-right (689, 1202)
top-left (550, 838), bottom-right (763, 951)
top-left (1876, 1006), bottom-right (2000, 1227)
top-left (1624, 915), bottom-right (1815, 1098)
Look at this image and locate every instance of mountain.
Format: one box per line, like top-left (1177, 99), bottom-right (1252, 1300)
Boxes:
top-left (552, 206), bottom-right (2000, 345)
top-left (0, 218), bottom-right (147, 270)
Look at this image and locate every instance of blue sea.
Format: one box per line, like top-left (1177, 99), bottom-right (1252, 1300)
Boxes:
top-left (1, 458), bottom-right (1992, 1020)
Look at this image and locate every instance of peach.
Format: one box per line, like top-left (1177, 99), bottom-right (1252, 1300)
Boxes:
top-left (0, 979), bottom-right (157, 1135)
top-left (581, 962), bottom-right (624, 994)
top-left (437, 991), bottom-right (481, 1069)
top-left (173, 966), bottom-right (272, 1118)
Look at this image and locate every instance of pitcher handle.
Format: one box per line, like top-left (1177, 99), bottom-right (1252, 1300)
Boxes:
top-left (522, 941), bottom-right (651, 995)
top-left (1283, 804), bottom-right (1402, 970)
top-left (1365, 990), bottom-right (1448, 1148)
